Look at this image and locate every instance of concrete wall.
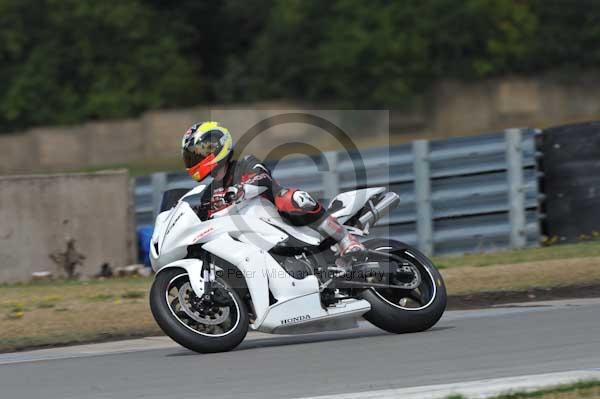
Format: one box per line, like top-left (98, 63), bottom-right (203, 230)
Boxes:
top-left (429, 72), bottom-right (600, 137)
top-left (0, 170), bottom-right (135, 282)
top-left (2, 71), bottom-right (600, 173)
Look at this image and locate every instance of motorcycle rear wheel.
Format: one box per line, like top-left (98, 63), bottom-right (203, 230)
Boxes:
top-left (359, 239), bottom-right (446, 334)
top-left (150, 268), bottom-right (249, 353)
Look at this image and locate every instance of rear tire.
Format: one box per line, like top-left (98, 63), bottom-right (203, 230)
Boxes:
top-left (359, 239), bottom-right (446, 334)
top-left (150, 268), bottom-right (249, 353)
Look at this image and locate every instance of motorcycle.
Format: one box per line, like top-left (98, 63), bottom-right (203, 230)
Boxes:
top-left (149, 177), bottom-right (446, 353)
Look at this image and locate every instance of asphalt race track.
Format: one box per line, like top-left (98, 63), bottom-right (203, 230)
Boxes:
top-left (2, 298), bottom-right (600, 399)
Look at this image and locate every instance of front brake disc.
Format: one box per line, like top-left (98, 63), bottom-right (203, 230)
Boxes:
top-left (178, 282), bottom-right (230, 325)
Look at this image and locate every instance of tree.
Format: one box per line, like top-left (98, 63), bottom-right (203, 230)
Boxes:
top-left (1, 0), bottom-right (599, 131)
top-left (0, 0), bottom-right (202, 132)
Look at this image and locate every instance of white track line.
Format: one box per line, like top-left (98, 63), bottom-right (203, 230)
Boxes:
top-left (300, 370), bottom-right (600, 399)
top-left (0, 336), bottom-right (178, 365)
top-left (0, 332), bottom-right (283, 365)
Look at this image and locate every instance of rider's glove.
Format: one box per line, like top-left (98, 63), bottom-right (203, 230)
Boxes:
top-left (224, 185), bottom-right (245, 204)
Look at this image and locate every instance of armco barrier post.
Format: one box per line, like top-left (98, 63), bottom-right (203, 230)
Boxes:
top-left (413, 140), bottom-right (433, 256)
top-left (322, 151), bottom-right (339, 203)
top-left (505, 129), bottom-right (527, 249)
top-left (151, 172), bottom-right (167, 220)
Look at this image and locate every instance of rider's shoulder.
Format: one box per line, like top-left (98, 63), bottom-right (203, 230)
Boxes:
top-left (239, 154), bottom-right (270, 174)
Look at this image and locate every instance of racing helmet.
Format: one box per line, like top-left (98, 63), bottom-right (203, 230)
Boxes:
top-left (181, 121), bottom-right (233, 181)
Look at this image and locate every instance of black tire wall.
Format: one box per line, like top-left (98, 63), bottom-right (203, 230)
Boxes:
top-left (541, 122), bottom-right (600, 242)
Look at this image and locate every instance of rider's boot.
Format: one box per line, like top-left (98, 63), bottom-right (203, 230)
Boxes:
top-left (317, 216), bottom-right (367, 270)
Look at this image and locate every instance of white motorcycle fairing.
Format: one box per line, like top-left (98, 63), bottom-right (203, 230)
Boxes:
top-left (150, 184), bottom-right (387, 333)
top-left (328, 187), bottom-right (386, 224)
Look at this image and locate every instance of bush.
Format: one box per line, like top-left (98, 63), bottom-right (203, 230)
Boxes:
top-left (0, 0), bottom-right (202, 132)
top-left (1, 0), bottom-right (599, 131)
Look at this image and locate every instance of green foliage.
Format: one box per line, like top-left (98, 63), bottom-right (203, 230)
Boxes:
top-left (0, 0), bottom-right (599, 131)
top-left (528, 0), bottom-right (600, 70)
top-left (0, 0), bottom-right (202, 132)
top-left (231, 0), bottom-right (538, 107)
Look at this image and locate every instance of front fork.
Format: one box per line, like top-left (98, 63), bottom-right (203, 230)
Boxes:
top-left (201, 250), bottom-right (217, 302)
top-left (199, 250), bottom-right (234, 307)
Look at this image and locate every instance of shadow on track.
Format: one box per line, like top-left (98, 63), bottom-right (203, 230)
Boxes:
top-left (166, 325), bottom-right (455, 357)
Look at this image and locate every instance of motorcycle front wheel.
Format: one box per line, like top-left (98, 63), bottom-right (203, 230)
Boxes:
top-left (150, 268), bottom-right (249, 353)
top-left (359, 239), bottom-right (447, 334)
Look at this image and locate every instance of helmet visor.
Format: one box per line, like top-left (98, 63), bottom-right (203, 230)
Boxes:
top-left (183, 130), bottom-right (225, 168)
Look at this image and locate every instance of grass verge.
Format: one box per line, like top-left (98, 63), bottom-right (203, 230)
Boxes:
top-left (0, 277), bottom-right (160, 353)
top-left (1, 241), bottom-right (600, 353)
top-left (433, 240), bottom-right (600, 269)
top-left (448, 380), bottom-right (600, 399)
top-left (443, 256), bottom-right (600, 295)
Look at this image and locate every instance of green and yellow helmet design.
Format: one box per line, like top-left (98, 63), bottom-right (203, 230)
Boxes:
top-left (182, 121), bottom-right (233, 181)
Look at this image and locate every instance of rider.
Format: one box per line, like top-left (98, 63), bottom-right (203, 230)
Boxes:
top-left (181, 121), bottom-right (366, 262)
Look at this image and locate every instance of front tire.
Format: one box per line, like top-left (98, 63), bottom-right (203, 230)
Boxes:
top-left (150, 268), bottom-right (249, 353)
top-left (359, 239), bottom-right (446, 334)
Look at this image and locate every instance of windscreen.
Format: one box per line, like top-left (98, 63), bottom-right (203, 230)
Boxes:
top-left (159, 189), bottom-right (191, 213)
top-left (179, 177), bottom-right (214, 221)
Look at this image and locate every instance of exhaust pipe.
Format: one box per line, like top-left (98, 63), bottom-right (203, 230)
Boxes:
top-left (357, 192), bottom-right (400, 229)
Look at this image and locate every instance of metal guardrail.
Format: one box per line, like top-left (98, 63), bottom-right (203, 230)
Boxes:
top-left (134, 128), bottom-right (542, 255)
